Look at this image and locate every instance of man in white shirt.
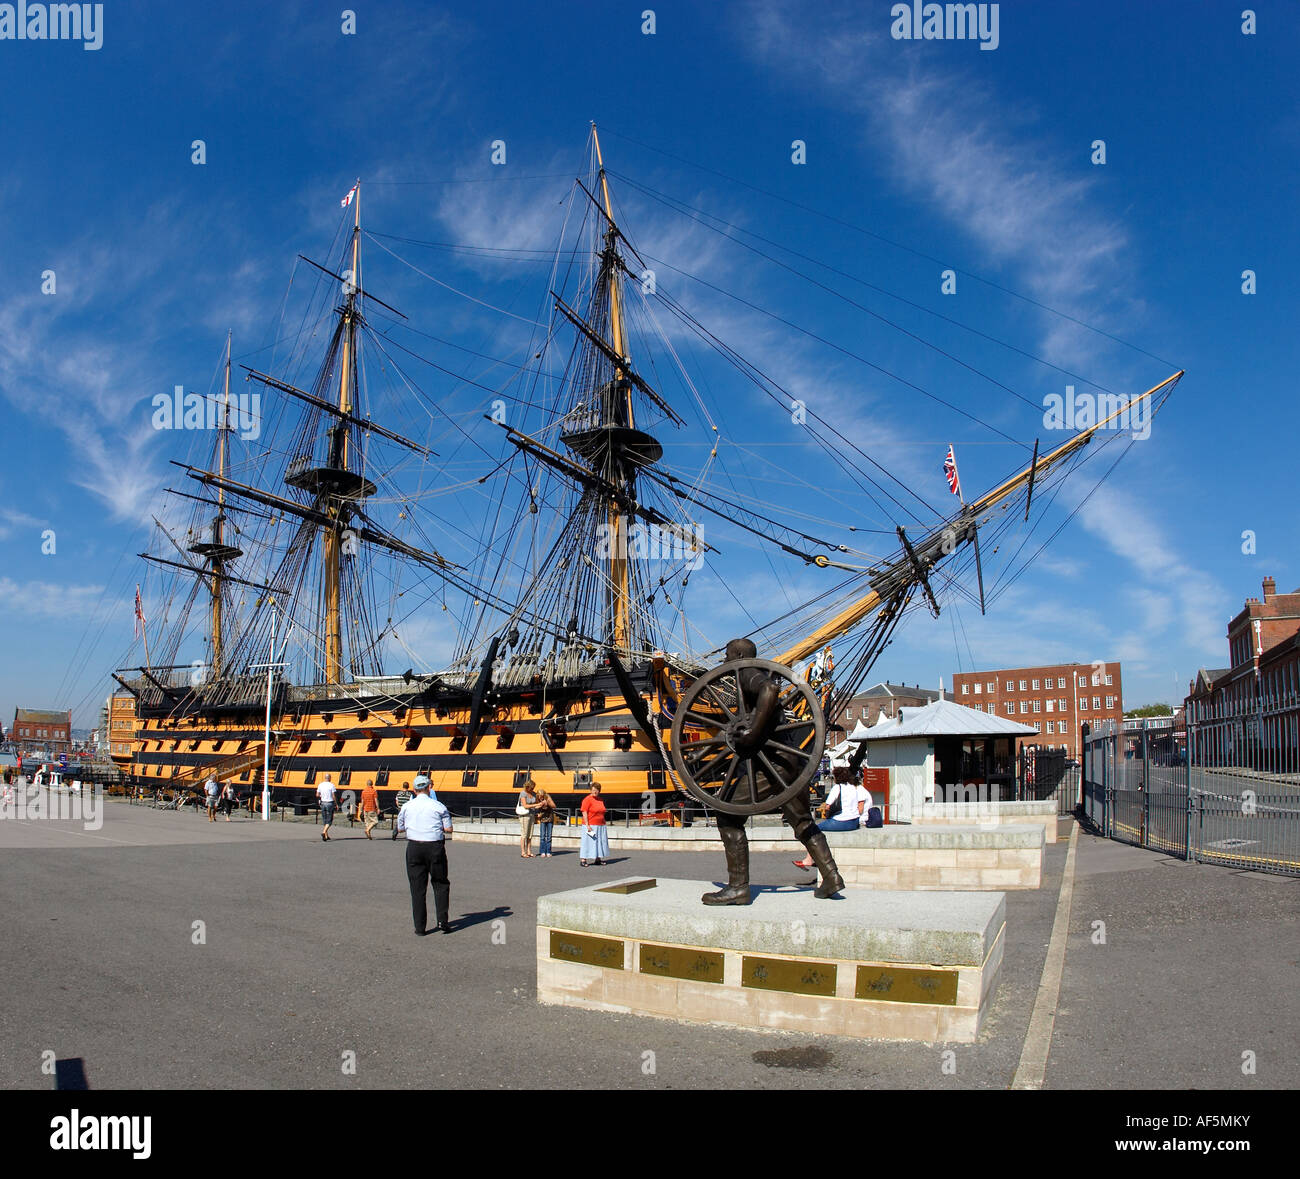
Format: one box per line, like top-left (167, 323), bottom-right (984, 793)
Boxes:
top-left (316, 776), bottom-right (337, 842)
top-left (397, 778), bottom-right (454, 935)
top-left (204, 776), bottom-right (220, 822)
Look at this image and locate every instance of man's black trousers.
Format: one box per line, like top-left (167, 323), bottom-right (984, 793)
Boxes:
top-left (405, 840), bottom-right (450, 932)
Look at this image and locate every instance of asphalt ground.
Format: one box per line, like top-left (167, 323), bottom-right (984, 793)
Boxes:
top-left (1, 796), bottom-right (1295, 1091)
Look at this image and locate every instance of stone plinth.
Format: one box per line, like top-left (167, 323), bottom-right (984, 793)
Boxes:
top-left (457, 821), bottom-right (1044, 890)
top-left (537, 879), bottom-right (1005, 1042)
top-left (915, 799), bottom-right (1059, 843)
top-left (827, 824), bottom-right (1044, 890)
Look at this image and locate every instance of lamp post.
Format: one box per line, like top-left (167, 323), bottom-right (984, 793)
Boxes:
top-left (249, 601), bottom-right (286, 822)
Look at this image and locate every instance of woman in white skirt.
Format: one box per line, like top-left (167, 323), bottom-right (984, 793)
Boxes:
top-left (579, 782), bottom-right (609, 866)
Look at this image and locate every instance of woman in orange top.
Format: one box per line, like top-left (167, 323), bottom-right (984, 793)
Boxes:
top-left (579, 783), bottom-right (608, 867)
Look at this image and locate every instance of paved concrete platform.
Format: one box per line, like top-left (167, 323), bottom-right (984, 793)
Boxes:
top-left (538, 879), bottom-right (1004, 1041)
top-left (0, 799), bottom-right (1294, 1088)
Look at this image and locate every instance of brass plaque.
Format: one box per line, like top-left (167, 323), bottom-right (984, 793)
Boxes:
top-left (549, 930), bottom-right (625, 970)
top-left (639, 944), bottom-right (725, 984)
top-left (597, 878), bottom-right (658, 895)
top-left (742, 956), bottom-right (836, 996)
top-left (855, 965), bottom-right (958, 1006)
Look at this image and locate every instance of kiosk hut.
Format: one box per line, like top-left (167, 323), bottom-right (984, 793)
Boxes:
top-left (850, 698), bottom-right (1036, 821)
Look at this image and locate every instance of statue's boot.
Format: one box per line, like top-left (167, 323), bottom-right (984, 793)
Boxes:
top-left (702, 822), bottom-right (751, 905)
top-left (802, 829), bottom-right (845, 899)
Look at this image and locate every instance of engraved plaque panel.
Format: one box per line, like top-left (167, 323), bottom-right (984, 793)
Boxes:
top-left (741, 955), bottom-right (837, 996)
top-left (549, 930), bottom-right (625, 970)
top-left (639, 943), bottom-right (725, 984)
top-left (855, 965), bottom-right (959, 1005)
top-left (597, 878), bottom-right (658, 895)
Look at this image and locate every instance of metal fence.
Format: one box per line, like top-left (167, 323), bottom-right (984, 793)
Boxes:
top-left (1015, 748), bottom-right (1081, 815)
top-left (1082, 716), bottom-right (1300, 876)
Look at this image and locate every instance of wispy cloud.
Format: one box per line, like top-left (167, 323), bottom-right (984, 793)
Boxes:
top-left (735, 0), bottom-right (1135, 373)
top-left (1076, 484), bottom-right (1227, 659)
top-left (0, 576), bottom-right (106, 619)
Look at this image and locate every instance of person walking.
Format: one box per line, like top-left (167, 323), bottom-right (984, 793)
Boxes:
top-left (359, 778), bottom-right (381, 839)
top-left (204, 775), bottom-right (220, 822)
top-left (397, 778), bottom-right (453, 935)
top-left (535, 783), bottom-right (556, 858)
top-left (219, 780), bottom-right (237, 821)
top-left (579, 782), bottom-right (608, 866)
top-left (518, 775), bottom-right (543, 858)
top-left (317, 775), bottom-right (337, 841)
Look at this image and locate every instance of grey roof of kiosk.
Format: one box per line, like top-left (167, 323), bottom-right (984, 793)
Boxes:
top-left (848, 697), bottom-right (1038, 740)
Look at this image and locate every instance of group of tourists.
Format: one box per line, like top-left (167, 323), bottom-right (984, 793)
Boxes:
top-left (202, 776), bottom-right (239, 821)
top-left (515, 778), bottom-right (609, 865)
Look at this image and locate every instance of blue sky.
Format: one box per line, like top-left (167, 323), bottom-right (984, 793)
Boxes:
top-left (1, 0), bottom-right (1296, 729)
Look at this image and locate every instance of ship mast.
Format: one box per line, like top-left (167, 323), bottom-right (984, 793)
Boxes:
top-left (592, 126), bottom-right (634, 650)
top-left (212, 333), bottom-right (231, 675)
top-left (184, 330), bottom-right (243, 680)
top-left (323, 181), bottom-right (361, 684)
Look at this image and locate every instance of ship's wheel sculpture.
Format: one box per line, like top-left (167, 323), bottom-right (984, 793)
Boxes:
top-left (669, 658), bottom-right (825, 816)
top-left (667, 639), bottom-right (842, 905)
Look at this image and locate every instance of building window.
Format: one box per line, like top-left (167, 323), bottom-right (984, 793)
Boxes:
top-left (1106, 696), bottom-right (1116, 709)
top-left (1059, 698), bottom-right (1068, 711)
top-left (1032, 678), bottom-right (1040, 690)
top-left (1005, 704), bottom-right (1014, 715)
top-left (973, 683), bottom-right (981, 694)
top-left (1080, 702), bottom-right (1088, 712)
top-left (1046, 700), bottom-right (1054, 713)
top-left (1033, 700), bottom-right (1041, 713)
top-left (845, 708), bottom-right (855, 720)
top-left (1006, 681), bottom-right (1014, 692)
top-left (1047, 721), bottom-right (1055, 734)
top-left (1093, 697), bottom-right (1101, 710)
top-left (1018, 680), bottom-right (1027, 690)
top-left (1032, 722), bottom-right (1041, 732)
top-left (1058, 677), bottom-right (1066, 689)
top-left (1020, 702), bottom-right (1028, 714)
top-left (961, 684), bottom-right (969, 695)
top-left (1079, 675), bottom-right (1088, 687)
top-left (986, 681), bottom-right (995, 693)
top-left (1105, 675), bottom-right (1113, 686)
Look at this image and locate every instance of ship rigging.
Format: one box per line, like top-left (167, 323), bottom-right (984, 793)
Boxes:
top-left (111, 127), bottom-right (1183, 811)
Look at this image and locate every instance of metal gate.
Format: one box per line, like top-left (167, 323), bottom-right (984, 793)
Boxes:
top-left (1083, 716), bottom-right (1297, 875)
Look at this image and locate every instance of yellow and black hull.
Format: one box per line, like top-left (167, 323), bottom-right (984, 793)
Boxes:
top-left (119, 661), bottom-right (686, 816)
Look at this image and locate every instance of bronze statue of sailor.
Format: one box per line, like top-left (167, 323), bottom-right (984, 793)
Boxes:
top-left (669, 638), bottom-right (844, 905)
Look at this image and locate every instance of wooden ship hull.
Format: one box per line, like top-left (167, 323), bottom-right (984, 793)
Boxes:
top-left (114, 659), bottom-right (694, 814)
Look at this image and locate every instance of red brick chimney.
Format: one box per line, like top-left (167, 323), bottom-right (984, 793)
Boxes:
top-left (1263, 576), bottom-right (1276, 601)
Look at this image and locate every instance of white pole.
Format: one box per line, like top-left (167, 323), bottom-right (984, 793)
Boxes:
top-left (261, 605), bottom-right (276, 822)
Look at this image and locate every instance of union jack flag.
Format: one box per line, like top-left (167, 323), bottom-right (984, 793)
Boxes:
top-left (943, 445), bottom-right (962, 499)
top-left (340, 183), bottom-right (358, 208)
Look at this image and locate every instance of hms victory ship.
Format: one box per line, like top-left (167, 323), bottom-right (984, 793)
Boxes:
top-left (109, 128), bottom-right (1183, 817)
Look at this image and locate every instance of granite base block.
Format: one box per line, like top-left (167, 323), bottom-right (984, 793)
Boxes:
top-left (536, 878), bottom-right (1004, 1042)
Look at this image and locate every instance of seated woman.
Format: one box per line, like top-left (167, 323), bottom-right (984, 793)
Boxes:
top-left (793, 779), bottom-right (868, 869)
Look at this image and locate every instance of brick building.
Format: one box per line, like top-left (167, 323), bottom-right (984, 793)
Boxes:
top-left (950, 662), bottom-right (1123, 759)
top-left (830, 682), bottom-right (940, 731)
top-left (107, 693), bottom-right (139, 767)
top-left (9, 708), bottom-right (73, 753)
top-left (1186, 577), bottom-right (1300, 770)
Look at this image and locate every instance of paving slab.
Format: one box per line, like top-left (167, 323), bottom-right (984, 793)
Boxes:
top-left (0, 799), bottom-right (1067, 1088)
